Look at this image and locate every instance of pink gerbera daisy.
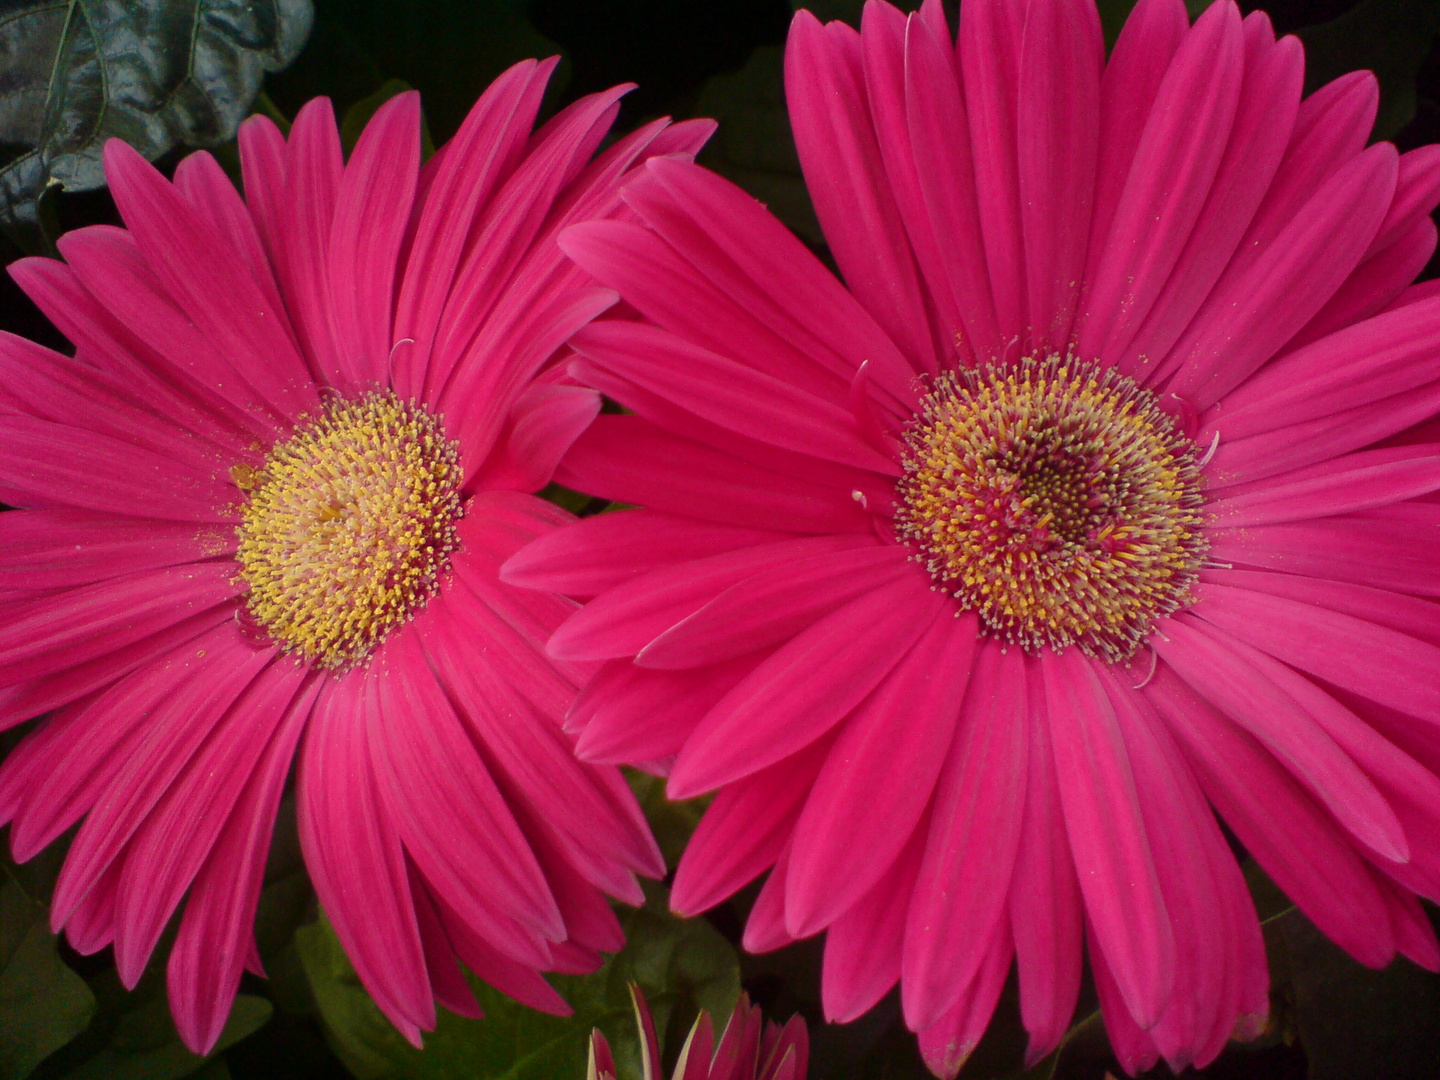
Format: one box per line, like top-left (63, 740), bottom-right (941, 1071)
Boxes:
top-left (501, 1), bottom-right (1440, 1075)
top-left (0, 62), bottom-right (711, 1053)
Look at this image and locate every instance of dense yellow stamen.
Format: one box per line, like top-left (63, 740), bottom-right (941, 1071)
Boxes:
top-left (896, 355), bottom-right (1206, 662)
top-left (235, 392), bottom-right (463, 669)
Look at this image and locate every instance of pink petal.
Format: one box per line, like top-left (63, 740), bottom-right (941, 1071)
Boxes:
top-left (392, 60), bottom-right (553, 394)
top-left (297, 675), bottom-right (433, 1040)
top-left (1082, 0), bottom-right (1238, 365)
top-left (0, 606), bottom-right (231, 734)
top-left (555, 415), bottom-right (871, 534)
top-left (475, 380), bottom-right (601, 492)
top-left (956, 0), bottom-right (1026, 339)
top-left (367, 629), bottom-right (564, 941)
top-left (787, 10), bottom-right (936, 366)
top-left (1285, 215), bottom-right (1437, 352)
top-left (422, 593), bottom-right (662, 880)
top-left (168, 676), bottom-right (319, 1053)
top-left (628, 156), bottom-right (920, 416)
top-left (1204, 295), bottom-right (1440, 441)
top-left (636, 542), bottom-right (912, 670)
top-left (1159, 142), bottom-right (1398, 407)
top-left (1016, 0), bottom-right (1102, 349)
top-left (669, 573), bottom-right (949, 799)
top-left (1207, 516), bottom-right (1440, 596)
top-left (268, 98), bottom-right (347, 382)
top-left (54, 225), bottom-right (288, 436)
top-left (325, 92), bottom-right (420, 388)
top-left (1146, 665), bottom-right (1396, 968)
top-left (1154, 612), bottom-right (1408, 862)
top-left (570, 655), bottom-right (759, 766)
top-left (916, 917), bottom-right (1014, 1080)
top-left (0, 509), bottom-right (219, 589)
top-left (0, 562), bottom-right (241, 690)
top-left (787, 610), bottom-right (977, 939)
top-left (113, 659), bottom-right (309, 987)
top-left (673, 737), bottom-right (831, 916)
top-left (501, 509), bottom-right (785, 600)
top-left (1116, 17), bottom-right (1303, 375)
top-left (820, 819), bottom-right (924, 1023)
top-left (1082, 0), bottom-right (1189, 315)
top-left (1208, 445), bottom-right (1440, 526)
top-left (559, 221), bottom-right (850, 409)
top-left (51, 628), bottom-right (274, 936)
top-left (859, 0), bottom-right (970, 370)
top-left (901, 638), bottom-right (1025, 1029)
top-left (570, 320), bottom-right (898, 475)
top-left (1192, 575), bottom-right (1440, 726)
top-left (0, 413), bottom-right (238, 521)
top-left (549, 534), bottom-right (877, 662)
top-left (1008, 656), bottom-right (1084, 1065)
top-left (102, 140), bottom-right (317, 420)
top-left (1043, 649), bottom-right (1173, 1029)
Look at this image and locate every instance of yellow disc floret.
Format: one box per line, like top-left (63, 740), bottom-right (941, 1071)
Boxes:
top-left (896, 355), bottom-right (1206, 662)
top-left (235, 392), bottom-right (463, 669)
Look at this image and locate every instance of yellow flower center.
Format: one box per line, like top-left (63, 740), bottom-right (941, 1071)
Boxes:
top-left (235, 392), bottom-right (463, 669)
top-left (896, 356), bottom-right (1206, 662)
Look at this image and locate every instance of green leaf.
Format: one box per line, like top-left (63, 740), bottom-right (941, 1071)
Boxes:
top-left (53, 991), bottom-right (271, 1080)
top-left (0, 0), bottom-right (313, 252)
top-left (1266, 905), bottom-right (1440, 1080)
top-left (0, 877), bottom-right (96, 1080)
top-left (296, 880), bottom-right (740, 1080)
top-left (1299, 0), bottom-right (1440, 140)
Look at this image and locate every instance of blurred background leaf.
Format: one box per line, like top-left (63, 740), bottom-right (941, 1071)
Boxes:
top-left (0, 0), bottom-right (312, 253)
top-left (296, 880), bottom-right (740, 1080)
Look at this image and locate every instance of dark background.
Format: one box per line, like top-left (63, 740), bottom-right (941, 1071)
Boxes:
top-left (2, 2), bottom-right (1439, 1079)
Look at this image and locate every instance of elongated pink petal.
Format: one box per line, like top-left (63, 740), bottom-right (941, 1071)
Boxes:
top-left (900, 6), bottom-right (1001, 362)
top-left (788, 10), bottom-right (935, 367)
top-left (549, 534), bottom-right (877, 662)
top-left (916, 918), bottom-right (1014, 1080)
top-left (326, 93), bottom-right (420, 387)
top-left (1016, 0), bottom-right (1101, 349)
top-left (1193, 576), bottom-right (1440, 726)
top-left (114, 659), bottom-right (308, 987)
top-left (502, 509), bottom-right (785, 600)
top-left (1008, 657), bottom-right (1083, 1065)
top-left (788, 611), bottom-right (976, 940)
top-left (821, 819), bottom-right (925, 1024)
top-left (0, 509), bottom-right (219, 589)
top-left (52, 629), bottom-right (274, 937)
top-left (570, 320), bottom-right (899, 474)
top-left (902, 638), bottom-right (1024, 1028)
top-left (474, 381), bottom-right (600, 492)
top-left (103, 140), bottom-right (317, 420)
top-left (673, 737), bottom-right (831, 916)
top-left (168, 677), bottom-right (319, 1053)
top-left (1155, 612), bottom-right (1408, 862)
top-left (629, 156), bottom-right (921, 416)
top-left (670, 574), bottom-right (949, 798)
top-left (297, 676), bottom-right (433, 1041)
top-left (1147, 666), bottom-right (1396, 967)
top-left (636, 542), bottom-right (910, 670)
top-left (1044, 649), bottom-right (1173, 1030)
top-left (556, 415), bottom-right (871, 534)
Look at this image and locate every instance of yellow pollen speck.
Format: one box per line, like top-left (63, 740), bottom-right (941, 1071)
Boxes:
top-left (895, 355), bottom-right (1207, 662)
top-left (235, 392), bottom-right (464, 669)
